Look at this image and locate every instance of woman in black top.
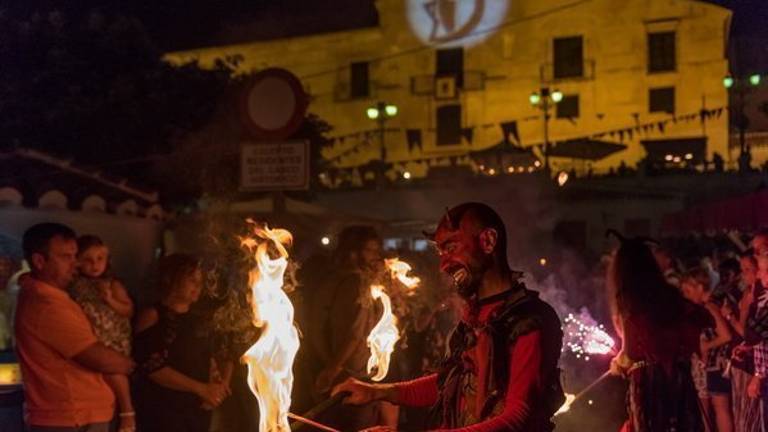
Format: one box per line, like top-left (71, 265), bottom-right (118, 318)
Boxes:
top-left (133, 254), bottom-right (229, 432)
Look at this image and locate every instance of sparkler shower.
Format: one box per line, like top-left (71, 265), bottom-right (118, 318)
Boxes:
top-left (563, 309), bottom-right (616, 360)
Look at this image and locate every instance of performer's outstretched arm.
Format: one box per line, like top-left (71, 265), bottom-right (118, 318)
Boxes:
top-left (333, 332), bottom-right (544, 432)
top-left (392, 373), bottom-right (439, 407)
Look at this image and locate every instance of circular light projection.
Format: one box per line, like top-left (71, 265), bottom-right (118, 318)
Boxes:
top-left (321, 236), bottom-right (331, 246)
top-left (407, 0), bottom-right (510, 48)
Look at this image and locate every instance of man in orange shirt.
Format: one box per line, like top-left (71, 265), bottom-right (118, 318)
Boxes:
top-left (14, 223), bottom-right (134, 432)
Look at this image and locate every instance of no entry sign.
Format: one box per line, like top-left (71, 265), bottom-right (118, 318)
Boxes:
top-left (240, 68), bottom-right (308, 141)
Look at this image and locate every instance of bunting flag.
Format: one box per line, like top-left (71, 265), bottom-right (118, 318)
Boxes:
top-left (461, 127), bottom-right (474, 145)
top-left (715, 108), bottom-right (723, 118)
top-left (500, 121), bottom-right (520, 145)
top-left (406, 129), bottom-right (423, 152)
top-left (323, 106), bottom-right (725, 172)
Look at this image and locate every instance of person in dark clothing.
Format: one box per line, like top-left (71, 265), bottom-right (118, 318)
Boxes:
top-left (608, 232), bottom-right (709, 432)
top-left (333, 202), bottom-right (564, 432)
top-left (132, 254), bottom-right (229, 432)
top-left (310, 226), bottom-right (388, 431)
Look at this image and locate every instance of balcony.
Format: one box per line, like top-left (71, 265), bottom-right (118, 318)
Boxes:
top-left (539, 59), bottom-right (596, 83)
top-left (410, 70), bottom-right (487, 96)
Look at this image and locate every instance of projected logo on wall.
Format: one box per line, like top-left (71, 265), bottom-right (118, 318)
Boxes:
top-left (407, 0), bottom-right (509, 47)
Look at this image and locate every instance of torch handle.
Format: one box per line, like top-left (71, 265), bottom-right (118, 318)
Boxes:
top-left (290, 392), bottom-right (350, 431)
top-left (572, 370), bottom-right (612, 402)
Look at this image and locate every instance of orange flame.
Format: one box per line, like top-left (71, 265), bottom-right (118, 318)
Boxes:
top-left (555, 393), bottom-right (576, 416)
top-left (366, 258), bottom-right (421, 382)
top-left (241, 225), bottom-right (298, 432)
top-left (366, 284), bottom-right (400, 382)
top-left (385, 258), bottom-right (421, 295)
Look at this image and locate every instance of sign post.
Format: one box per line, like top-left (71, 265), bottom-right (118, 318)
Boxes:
top-left (238, 68), bottom-right (309, 211)
top-left (240, 141), bottom-right (310, 191)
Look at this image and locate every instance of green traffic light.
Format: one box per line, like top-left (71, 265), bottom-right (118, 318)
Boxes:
top-left (750, 74), bottom-right (761, 86)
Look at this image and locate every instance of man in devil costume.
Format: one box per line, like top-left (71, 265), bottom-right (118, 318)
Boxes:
top-left (333, 202), bottom-right (565, 431)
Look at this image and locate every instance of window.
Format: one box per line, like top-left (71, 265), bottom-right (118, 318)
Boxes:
top-left (437, 104), bottom-right (462, 146)
top-left (436, 48), bottom-right (464, 87)
top-left (553, 36), bottom-right (583, 79)
top-left (556, 95), bottom-right (580, 118)
top-left (648, 32), bottom-right (676, 73)
top-left (649, 87), bottom-right (675, 114)
top-left (349, 62), bottom-right (369, 99)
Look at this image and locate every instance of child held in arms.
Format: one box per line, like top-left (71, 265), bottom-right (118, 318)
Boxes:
top-left (69, 235), bottom-right (136, 432)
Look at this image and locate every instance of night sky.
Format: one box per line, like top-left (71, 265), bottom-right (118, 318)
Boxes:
top-left (6, 1), bottom-right (767, 57)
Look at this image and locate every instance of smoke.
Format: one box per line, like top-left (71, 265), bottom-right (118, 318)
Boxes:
top-left (521, 252), bottom-right (616, 362)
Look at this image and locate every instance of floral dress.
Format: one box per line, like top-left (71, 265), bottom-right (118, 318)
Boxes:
top-left (69, 276), bottom-right (131, 355)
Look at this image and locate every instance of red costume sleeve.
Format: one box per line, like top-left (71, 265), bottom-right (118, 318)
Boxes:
top-left (394, 373), bottom-right (440, 407)
top-left (434, 331), bottom-right (544, 432)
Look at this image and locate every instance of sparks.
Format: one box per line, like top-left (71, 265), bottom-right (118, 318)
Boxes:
top-left (562, 308), bottom-right (615, 359)
top-left (241, 224), bottom-right (298, 432)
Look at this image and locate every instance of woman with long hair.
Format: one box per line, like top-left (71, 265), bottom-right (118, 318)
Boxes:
top-left (608, 234), bottom-right (711, 432)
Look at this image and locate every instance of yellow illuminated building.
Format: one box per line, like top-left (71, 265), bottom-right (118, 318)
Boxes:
top-left (166, 0), bottom-right (732, 177)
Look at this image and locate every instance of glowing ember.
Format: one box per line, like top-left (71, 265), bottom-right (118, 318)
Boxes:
top-left (563, 308), bottom-right (615, 359)
top-left (385, 258), bottom-right (421, 294)
top-left (241, 224), bottom-right (298, 432)
top-left (555, 393), bottom-right (576, 416)
top-left (366, 284), bottom-right (400, 382)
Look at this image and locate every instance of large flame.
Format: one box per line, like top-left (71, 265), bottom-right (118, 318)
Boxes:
top-left (366, 284), bottom-right (400, 382)
top-left (242, 224), bottom-right (298, 432)
top-left (366, 258), bottom-right (421, 382)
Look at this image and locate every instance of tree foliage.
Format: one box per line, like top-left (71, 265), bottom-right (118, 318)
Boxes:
top-left (0, 6), bottom-right (333, 205)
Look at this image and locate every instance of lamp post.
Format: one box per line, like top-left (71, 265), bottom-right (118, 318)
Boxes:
top-left (724, 73), bottom-right (762, 171)
top-left (529, 87), bottom-right (563, 174)
top-left (366, 101), bottom-right (398, 188)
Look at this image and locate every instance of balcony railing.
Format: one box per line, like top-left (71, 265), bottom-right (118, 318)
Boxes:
top-left (539, 59), bottom-right (596, 83)
top-left (409, 70), bottom-right (487, 96)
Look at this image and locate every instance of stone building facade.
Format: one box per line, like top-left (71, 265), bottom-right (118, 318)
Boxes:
top-left (167, 0), bottom-right (732, 177)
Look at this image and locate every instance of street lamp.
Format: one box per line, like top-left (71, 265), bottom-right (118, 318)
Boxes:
top-left (723, 73), bottom-right (763, 170)
top-left (366, 101), bottom-right (398, 188)
top-left (529, 87), bottom-right (563, 173)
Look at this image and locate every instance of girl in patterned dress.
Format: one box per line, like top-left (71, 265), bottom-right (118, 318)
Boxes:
top-left (69, 235), bottom-right (135, 432)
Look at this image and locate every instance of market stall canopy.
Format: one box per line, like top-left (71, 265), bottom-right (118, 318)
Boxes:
top-left (641, 137), bottom-right (706, 165)
top-left (469, 141), bottom-right (540, 168)
top-left (547, 139), bottom-right (627, 161)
